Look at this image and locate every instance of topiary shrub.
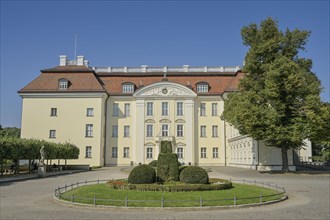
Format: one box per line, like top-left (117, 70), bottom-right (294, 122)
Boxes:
top-left (128, 164), bottom-right (156, 184)
top-left (148, 160), bottom-right (158, 167)
top-left (179, 166), bottom-right (209, 184)
top-left (160, 141), bottom-right (172, 154)
top-left (157, 153), bottom-right (179, 182)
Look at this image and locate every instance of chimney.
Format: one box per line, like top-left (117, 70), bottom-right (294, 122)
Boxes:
top-left (59, 55), bottom-right (67, 66)
top-left (77, 56), bottom-right (84, 66)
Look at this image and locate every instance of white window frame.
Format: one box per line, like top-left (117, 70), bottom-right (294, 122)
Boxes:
top-left (201, 147), bottom-right (207, 158)
top-left (146, 147), bottom-right (153, 159)
top-left (147, 102), bottom-right (153, 116)
top-left (86, 124), bottom-right (93, 137)
top-left (212, 125), bottom-right (218, 137)
top-left (162, 124), bottom-right (169, 137)
top-left (200, 103), bottom-right (206, 116)
top-left (176, 102), bottom-right (183, 116)
top-left (177, 147), bottom-right (184, 159)
top-left (201, 125), bottom-right (206, 137)
top-left (113, 103), bottom-right (119, 117)
top-left (124, 103), bottom-right (130, 117)
top-left (123, 147), bottom-right (130, 158)
top-left (112, 147), bottom-right (118, 158)
top-left (49, 130), bottom-right (56, 138)
top-left (177, 124), bottom-right (184, 137)
top-left (50, 108), bottom-right (57, 117)
top-left (162, 102), bottom-right (169, 116)
top-left (122, 84), bottom-right (134, 93)
top-left (197, 84), bottom-right (208, 93)
top-left (146, 124), bottom-right (153, 137)
top-left (124, 126), bottom-right (130, 137)
top-left (213, 147), bottom-right (219, 158)
top-left (87, 108), bottom-right (94, 117)
top-left (112, 125), bottom-right (118, 137)
top-left (85, 146), bottom-right (92, 158)
top-left (58, 79), bottom-right (68, 90)
top-left (212, 103), bottom-right (218, 116)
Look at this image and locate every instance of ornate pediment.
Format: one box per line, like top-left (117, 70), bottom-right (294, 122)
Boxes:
top-left (145, 142), bottom-right (156, 146)
top-left (133, 82), bottom-right (197, 98)
top-left (159, 119), bottom-right (171, 123)
top-left (175, 142), bottom-right (186, 146)
top-left (175, 119), bottom-right (186, 123)
top-left (145, 119), bottom-right (156, 123)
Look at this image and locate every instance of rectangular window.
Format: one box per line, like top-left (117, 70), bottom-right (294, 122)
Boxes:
top-left (176, 102), bottom-right (183, 116)
top-left (85, 146), bottom-right (92, 158)
top-left (213, 147), bottom-right (219, 158)
top-left (49, 130), bottom-right (56, 138)
top-left (124, 103), bottom-right (130, 117)
top-left (146, 124), bottom-right (153, 137)
top-left (112, 147), bottom-right (118, 158)
top-left (201, 147), bottom-right (207, 158)
top-left (122, 84), bottom-right (134, 93)
top-left (112, 125), bottom-right (118, 137)
top-left (201, 126), bottom-right (206, 137)
top-left (86, 124), bottom-right (93, 137)
top-left (200, 103), bottom-right (206, 116)
top-left (50, 108), bottom-right (57, 116)
top-left (59, 81), bottom-right (68, 90)
top-left (123, 147), bottom-right (130, 158)
top-left (147, 102), bottom-right (153, 116)
top-left (177, 124), bottom-right (184, 137)
top-left (212, 103), bottom-right (218, 116)
top-left (162, 124), bottom-right (169, 137)
top-left (197, 84), bottom-right (208, 93)
top-left (162, 102), bottom-right (168, 116)
top-left (177, 147), bottom-right (184, 159)
top-left (113, 103), bottom-right (119, 116)
top-left (146, 147), bottom-right (153, 159)
top-left (87, 108), bottom-right (94, 116)
top-left (124, 126), bottom-right (130, 137)
top-left (212, 125), bottom-right (218, 137)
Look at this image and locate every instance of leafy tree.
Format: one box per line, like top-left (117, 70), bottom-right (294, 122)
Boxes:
top-left (222, 17), bottom-right (329, 172)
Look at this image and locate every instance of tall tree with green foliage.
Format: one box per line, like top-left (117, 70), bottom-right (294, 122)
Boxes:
top-left (222, 17), bottom-right (329, 172)
top-left (0, 126), bottom-right (21, 138)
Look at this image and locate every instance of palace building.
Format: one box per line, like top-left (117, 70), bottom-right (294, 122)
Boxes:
top-left (19, 55), bottom-right (312, 171)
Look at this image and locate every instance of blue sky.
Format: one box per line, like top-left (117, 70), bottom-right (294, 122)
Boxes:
top-left (1, 0), bottom-right (329, 127)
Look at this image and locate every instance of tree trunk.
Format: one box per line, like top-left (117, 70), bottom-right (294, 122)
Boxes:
top-left (28, 159), bottom-right (31, 174)
top-left (281, 145), bottom-right (289, 172)
top-left (65, 159), bottom-right (67, 170)
top-left (0, 160), bottom-right (3, 176)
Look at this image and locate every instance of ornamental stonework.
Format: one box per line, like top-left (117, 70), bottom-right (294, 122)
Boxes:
top-left (140, 87), bottom-right (189, 97)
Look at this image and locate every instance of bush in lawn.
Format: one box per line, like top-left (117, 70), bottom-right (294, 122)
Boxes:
top-left (148, 160), bottom-right (158, 167)
top-left (179, 166), bottom-right (209, 184)
top-left (128, 164), bottom-right (156, 184)
top-left (157, 141), bottom-right (179, 182)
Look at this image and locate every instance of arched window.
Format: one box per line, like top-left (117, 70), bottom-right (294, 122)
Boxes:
top-left (196, 82), bottom-right (209, 93)
top-left (122, 82), bottom-right (135, 93)
top-left (58, 78), bottom-right (70, 90)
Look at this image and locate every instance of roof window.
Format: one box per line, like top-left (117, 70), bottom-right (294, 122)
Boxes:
top-left (122, 83), bottom-right (135, 93)
top-left (196, 82), bottom-right (209, 93)
top-left (58, 78), bottom-right (70, 90)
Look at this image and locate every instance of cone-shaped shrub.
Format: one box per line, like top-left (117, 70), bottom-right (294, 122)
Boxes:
top-left (179, 166), bottom-right (209, 184)
top-left (128, 164), bottom-right (156, 184)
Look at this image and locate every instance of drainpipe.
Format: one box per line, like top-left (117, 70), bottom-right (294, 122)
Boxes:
top-left (103, 94), bottom-right (110, 167)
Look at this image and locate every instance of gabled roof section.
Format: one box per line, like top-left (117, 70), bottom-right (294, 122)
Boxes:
top-left (18, 66), bottom-right (105, 93)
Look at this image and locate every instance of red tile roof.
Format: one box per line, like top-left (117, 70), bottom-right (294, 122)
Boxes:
top-left (19, 65), bottom-right (243, 94)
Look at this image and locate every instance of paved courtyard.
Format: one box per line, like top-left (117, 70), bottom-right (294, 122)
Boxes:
top-left (0, 166), bottom-right (329, 220)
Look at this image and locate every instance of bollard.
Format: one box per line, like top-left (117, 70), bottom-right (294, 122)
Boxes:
top-left (161, 196), bottom-right (164, 208)
top-left (85, 180), bottom-right (87, 185)
top-left (77, 181), bottom-right (79, 187)
top-left (97, 179), bottom-right (99, 184)
top-left (125, 196), bottom-right (128, 207)
top-left (65, 184), bottom-right (67, 192)
top-left (93, 195), bottom-right (96, 205)
top-left (243, 179), bottom-right (245, 184)
top-left (200, 196), bottom-right (203, 207)
top-left (260, 193), bottom-right (262, 204)
top-left (234, 195), bottom-right (236, 206)
top-left (71, 194), bottom-right (75, 203)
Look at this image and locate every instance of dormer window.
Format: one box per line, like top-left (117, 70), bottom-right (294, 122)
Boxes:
top-left (122, 83), bottom-right (135, 93)
top-left (196, 82), bottom-right (209, 93)
top-left (58, 78), bottom-right (69, 90)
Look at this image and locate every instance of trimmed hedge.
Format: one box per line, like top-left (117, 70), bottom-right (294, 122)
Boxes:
top-left (157, 153), bottom-right (179, 182)
top-left (148, 160), bottom-right (158, 167)
top-left (160, 141), bottom-right (172, 154)
top-left (179, 166), bottom-right (209, 184)
top-left (107, 178), bottom-right (232, 192)
top-left (128, 164), bottom-right (156, 184)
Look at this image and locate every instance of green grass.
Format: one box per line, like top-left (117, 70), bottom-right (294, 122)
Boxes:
top-left (60, 183), bottom-right (285, 207)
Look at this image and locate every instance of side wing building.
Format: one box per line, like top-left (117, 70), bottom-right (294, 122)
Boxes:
top-left (18, 55), bottom-right (311, 171)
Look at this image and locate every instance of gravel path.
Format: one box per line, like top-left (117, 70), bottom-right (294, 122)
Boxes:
top-left (1, 166), bottom-right (329, 220)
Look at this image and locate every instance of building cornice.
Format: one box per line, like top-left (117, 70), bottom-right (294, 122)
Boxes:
top-left (19, 92), bottom-right (107, 98)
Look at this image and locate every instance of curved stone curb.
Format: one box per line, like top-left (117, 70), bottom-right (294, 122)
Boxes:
top-left (53, 194), bottom-right (288, 211)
